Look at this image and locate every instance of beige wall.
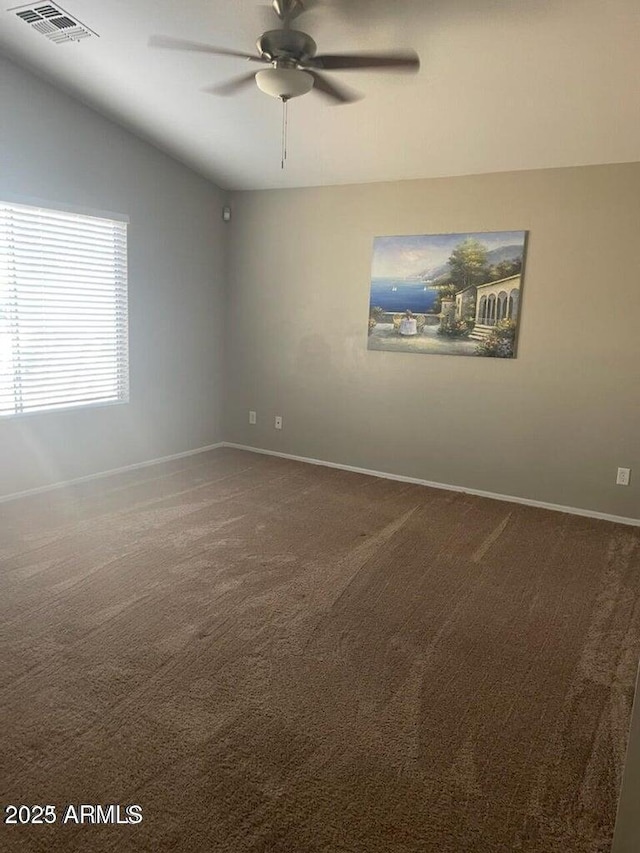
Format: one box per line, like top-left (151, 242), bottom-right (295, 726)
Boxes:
top-left (0, 55), bottom-right (227, 497)
top-left (226, 164), bottom-right (640, 520)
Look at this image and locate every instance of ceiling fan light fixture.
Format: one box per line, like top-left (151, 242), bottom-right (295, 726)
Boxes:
top-left (256, 67), bottom-right (314, 100)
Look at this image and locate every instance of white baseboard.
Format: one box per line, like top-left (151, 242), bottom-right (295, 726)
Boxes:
top-left (3, 440), bottom-right (637, 528)
top-left (0, 442), bottom-right (224, 504)
top-left (222, 442), bottom-right (640, 528)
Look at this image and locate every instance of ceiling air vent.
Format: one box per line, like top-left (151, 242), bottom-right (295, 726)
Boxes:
top-left (10, 2), bottom-right (97, 43)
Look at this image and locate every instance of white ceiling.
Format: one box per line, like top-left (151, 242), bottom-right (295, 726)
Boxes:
top-left (1, 0), bottom-right (639, 191)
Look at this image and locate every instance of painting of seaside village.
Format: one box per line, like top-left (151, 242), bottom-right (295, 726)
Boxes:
top-left (368, 231), bottom-right (528, 357)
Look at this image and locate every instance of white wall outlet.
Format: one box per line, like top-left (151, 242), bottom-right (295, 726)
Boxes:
top-left (616, 467), bottom-right (631, 486)
top-left (249, 410), bottom-right (256, 425)
top-left (275, 416), bottom-right (283, 430)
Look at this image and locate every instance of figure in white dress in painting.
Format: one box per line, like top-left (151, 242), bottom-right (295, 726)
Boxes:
top-left (399, 309), bottom-right (418, 336)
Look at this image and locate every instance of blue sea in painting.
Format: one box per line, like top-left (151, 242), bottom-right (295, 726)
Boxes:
top-left (369, 279), bottom-right (438, 313)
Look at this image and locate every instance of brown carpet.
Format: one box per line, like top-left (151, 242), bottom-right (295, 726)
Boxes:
top-left (1, 448), bottom-right (639, 853)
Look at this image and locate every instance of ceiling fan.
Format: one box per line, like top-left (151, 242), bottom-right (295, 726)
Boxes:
top-left (149, 0), bottom-right (420, 105)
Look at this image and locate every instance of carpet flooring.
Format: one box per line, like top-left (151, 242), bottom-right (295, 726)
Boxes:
top-left (1, 448), bottom-right (640, 853)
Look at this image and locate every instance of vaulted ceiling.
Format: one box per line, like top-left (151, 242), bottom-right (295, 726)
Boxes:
top-left (1, 0), bottom-right (639, 190)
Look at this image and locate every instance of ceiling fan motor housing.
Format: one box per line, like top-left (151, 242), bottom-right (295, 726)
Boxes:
top-left (257, 30), bottom-right (317, 64)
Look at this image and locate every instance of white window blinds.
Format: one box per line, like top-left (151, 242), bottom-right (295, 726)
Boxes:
top-left (0, 200), bottom-right (129, 417)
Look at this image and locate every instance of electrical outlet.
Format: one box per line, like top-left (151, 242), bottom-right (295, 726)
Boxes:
top-left (249, 410), bottom-right (256, 425)
top-left (616, 467), bottom-right (631, 486)
top-left (275, 416), bottom-right (283, 430)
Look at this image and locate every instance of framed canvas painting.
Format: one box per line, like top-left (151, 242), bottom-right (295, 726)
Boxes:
top-left (368, 231), bottom-right (528, 358)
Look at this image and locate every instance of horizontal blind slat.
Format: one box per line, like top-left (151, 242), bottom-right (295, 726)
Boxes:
top-left (1, 343), bottom-right (122, 351)
top-left (1, 352), bottom-right (121, 363)
top-left (4, 363), bottom-right (121, 377)
top-left (0, 237), bottom-right (127, 255)
top-left (0, 210), bottom-right (127, 235)
top-left (3, 292), bottom-right (124, 302)
top-left (1, 392), bottom-right (127, 415)
top-left (12, 386), bottom-right (122, 401)
top-left (3, 261), bottom-right (126, 272)
top-left (0, 335), bottom-right (124, 344)
top-left (14, 381), bottom-right (123, 398)
top-left (1, 286), bottom-right (127, 299)
top-left (5, 323), bottom-right (128, 331)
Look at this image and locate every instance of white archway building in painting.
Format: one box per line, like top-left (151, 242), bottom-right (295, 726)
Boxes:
top-left (473, 274), bottom-right (520, 328)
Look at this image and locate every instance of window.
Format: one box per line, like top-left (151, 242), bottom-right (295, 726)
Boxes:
top-left (0, 200), bottom-right (129, 417)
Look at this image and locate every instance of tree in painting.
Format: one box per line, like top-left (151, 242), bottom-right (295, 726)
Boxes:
top-left (447, 238), bottom-right (490, 290)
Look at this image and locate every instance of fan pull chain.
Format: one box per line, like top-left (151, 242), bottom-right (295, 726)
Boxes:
top-left (281, 97), bottom-right (289, 170)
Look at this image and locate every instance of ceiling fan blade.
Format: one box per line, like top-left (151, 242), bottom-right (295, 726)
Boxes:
top-left (308, 50), bottom-right (420, 72)
top-left (308, 71), bottom-right (361, 105)
top-left (148, 35), bottom-right (267, 63)
top-left (203, 73), bottom-right (257, 97)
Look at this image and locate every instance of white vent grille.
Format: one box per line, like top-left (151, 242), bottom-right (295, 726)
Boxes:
top-left (10, 2), bottom-right (97, 43)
